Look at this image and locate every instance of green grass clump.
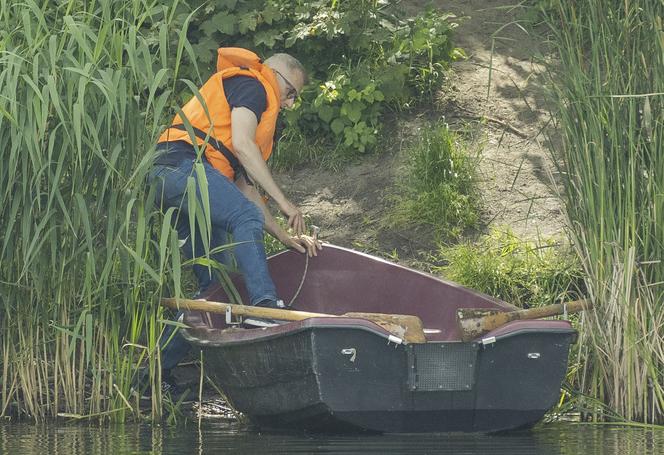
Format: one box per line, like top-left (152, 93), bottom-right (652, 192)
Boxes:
top-left (435, 229), bottom-right (585, 308)
top-left (388, 123), bottom-right (480, 240)
top-left (270, 127), bottom-right (342, 171)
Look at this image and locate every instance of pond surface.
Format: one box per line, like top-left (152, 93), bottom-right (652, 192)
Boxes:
top-left (1, 421), bottom-right (663, 454)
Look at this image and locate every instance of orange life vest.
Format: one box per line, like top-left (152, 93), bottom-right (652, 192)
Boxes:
top-left (157, 48), bottom-right (281, 180)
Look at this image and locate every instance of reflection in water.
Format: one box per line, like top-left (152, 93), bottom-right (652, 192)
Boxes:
top-left (1, 421), bottom-right (663, 455)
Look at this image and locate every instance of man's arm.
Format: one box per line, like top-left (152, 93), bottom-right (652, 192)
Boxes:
top-left (231, 107), bottom-right (306, 235)
top-left (235, 177), bottom-right (320, 256)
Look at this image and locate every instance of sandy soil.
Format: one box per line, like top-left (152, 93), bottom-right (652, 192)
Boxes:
top-left (274, 0), bottom-right (566, 266)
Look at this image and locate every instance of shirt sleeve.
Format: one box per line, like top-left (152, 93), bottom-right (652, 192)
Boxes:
top-left (223, 76), bottom-right (268, 122)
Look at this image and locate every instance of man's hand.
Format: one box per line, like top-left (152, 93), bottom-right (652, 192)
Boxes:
top-left (281, 200), bottom-right (306, 236)
top-left (284, 234), bottom-right (322, 257)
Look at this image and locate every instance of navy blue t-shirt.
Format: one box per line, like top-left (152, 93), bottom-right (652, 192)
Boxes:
top-left (155, 75), bottom-right (268, 164)
top-left (223, 75), bottom-right (267, 122)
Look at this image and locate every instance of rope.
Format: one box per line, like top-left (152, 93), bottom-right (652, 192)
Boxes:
top-left (287, 252), bottom-right (309, 308)
top-left (286, 225), bottom-right (318, 308)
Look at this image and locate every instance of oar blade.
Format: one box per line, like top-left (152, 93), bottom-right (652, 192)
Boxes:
top-left (345, 312), bottom-right (427, 344)
top-left (456, 308), bottom-right (511, 342)
top-left (456, 299), bottom-right (592, 341)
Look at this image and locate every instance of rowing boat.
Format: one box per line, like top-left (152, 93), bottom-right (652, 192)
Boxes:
top-left (179, 244), bottom-right (576, 433)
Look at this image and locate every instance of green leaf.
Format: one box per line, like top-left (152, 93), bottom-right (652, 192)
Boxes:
top-left (238, 12), bottom-right (258, 34)
top-left (192, 38), bottom-right (219, 62)
top-left (261, 4), bottom-right (283, 24)
top-left (123, 243), bottom-right (162, 284)
top-left (341, 101), bottom-right (363, 123)
top-left (200, 16), bottom-right (220, 37)
top-left (217, 13), bottom-right (237, 35)
top-left (330, 118), bottom-right (345, 135)
top-left (317, 105), bottom-right (335, 123)
top-left (344, 127), bottom-right (358, 146)
top-left (254, 30), bottom-right (281, 48)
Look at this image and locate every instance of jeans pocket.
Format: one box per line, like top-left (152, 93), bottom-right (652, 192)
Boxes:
top-left (150, 163), bottom-right (193, 207)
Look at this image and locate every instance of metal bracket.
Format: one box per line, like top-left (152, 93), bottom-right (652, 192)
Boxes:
top-left (341, 348), bottom-right (357, 362)
top-left (225, 306), bottom-right (243, 326)
top-left (481, 336), bottom-right (496, 347)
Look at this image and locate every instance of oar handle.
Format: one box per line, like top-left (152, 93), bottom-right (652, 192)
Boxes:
top-left (511, 299), bottom-right (592, 321)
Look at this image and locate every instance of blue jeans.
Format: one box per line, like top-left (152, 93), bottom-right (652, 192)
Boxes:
top-left (149, 157), bottom-right (277, 304)
top-left (149, 156), bottom-right (278, 373)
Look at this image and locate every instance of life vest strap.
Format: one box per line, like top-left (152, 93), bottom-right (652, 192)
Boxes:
top-left (171, 124), bottom-right (252, 185)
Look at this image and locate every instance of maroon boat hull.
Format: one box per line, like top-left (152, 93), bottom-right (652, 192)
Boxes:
top-left (182, 245), bottom-right (576, 433)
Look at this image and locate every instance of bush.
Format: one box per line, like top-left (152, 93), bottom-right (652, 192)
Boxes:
top-left (157, 1), bottom-right (463, 158)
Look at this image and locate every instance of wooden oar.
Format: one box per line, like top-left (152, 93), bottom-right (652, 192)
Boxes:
top-left (161, 298), bottom-right (427, 344)
top-left (457, 299), bottom-right (592, 341)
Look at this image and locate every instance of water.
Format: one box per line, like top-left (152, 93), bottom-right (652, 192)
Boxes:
top-left (1, 421), bottom-right (663, 455)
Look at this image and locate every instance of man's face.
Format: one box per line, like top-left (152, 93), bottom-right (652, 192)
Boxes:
top-left (275, 68), bottom-right (304, 109)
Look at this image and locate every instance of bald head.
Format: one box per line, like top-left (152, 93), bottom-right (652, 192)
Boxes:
top-left (265, 53), bottom-right (309, 86)
top-left (265, 53), bottom-right (308, 108)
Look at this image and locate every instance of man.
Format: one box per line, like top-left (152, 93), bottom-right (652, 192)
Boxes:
top-left (148, 48), bottom-right (321, 397)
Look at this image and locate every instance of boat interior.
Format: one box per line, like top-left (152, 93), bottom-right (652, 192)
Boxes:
top-left (191, 244), bottom-right (526, 342)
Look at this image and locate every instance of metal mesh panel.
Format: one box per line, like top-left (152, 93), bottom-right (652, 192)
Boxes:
top-left (407, 343), bottom-right (478, 391)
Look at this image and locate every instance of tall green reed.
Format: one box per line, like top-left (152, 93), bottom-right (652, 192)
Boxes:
top-left (0, 0), bottom-right (204, 421)
top-left (545, 0), bottom-right (664, 423)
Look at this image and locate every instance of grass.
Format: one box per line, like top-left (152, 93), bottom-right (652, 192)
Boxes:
top-left (543, 0), bottom-right (664, 423)
top-left (386, 122), bottom-right (481, 240)
top-left (270, 127), bottom-right (342, 171)
top-left (434, 229), bottom-right (585, 308)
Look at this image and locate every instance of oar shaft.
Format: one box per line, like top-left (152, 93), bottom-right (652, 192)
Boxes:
top-left (161, 297), bottom-right (428, 344)
top-left (161, 297), bottom-right (336, 321)
top-left (509, 299), bottom-right (591, 322)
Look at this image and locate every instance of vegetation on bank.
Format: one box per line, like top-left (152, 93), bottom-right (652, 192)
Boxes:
top-left (542, 0), bottom-right (664, 423)
top-left (387, 123), bottom-right (481, 240)
top-left (437, 229), bottom-right (584, 309)
top-left (0, 0), bottom-right (191, 422)
top-left (168, 0), bottom-right (464, 162)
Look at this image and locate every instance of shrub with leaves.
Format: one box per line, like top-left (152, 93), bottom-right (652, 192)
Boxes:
top-left (290, 66), bottom-right (384, 153)
top-left (158, 1), bottom-right (463, 157)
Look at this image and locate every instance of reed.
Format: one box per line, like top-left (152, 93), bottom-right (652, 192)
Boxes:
top-left (0, 0), bottom-right (202, 421)
top-left (544, 1), bottom-right (664, 422)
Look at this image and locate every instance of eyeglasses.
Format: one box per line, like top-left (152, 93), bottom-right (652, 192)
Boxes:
top-left (274, 69), bottom-right (299, 101)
